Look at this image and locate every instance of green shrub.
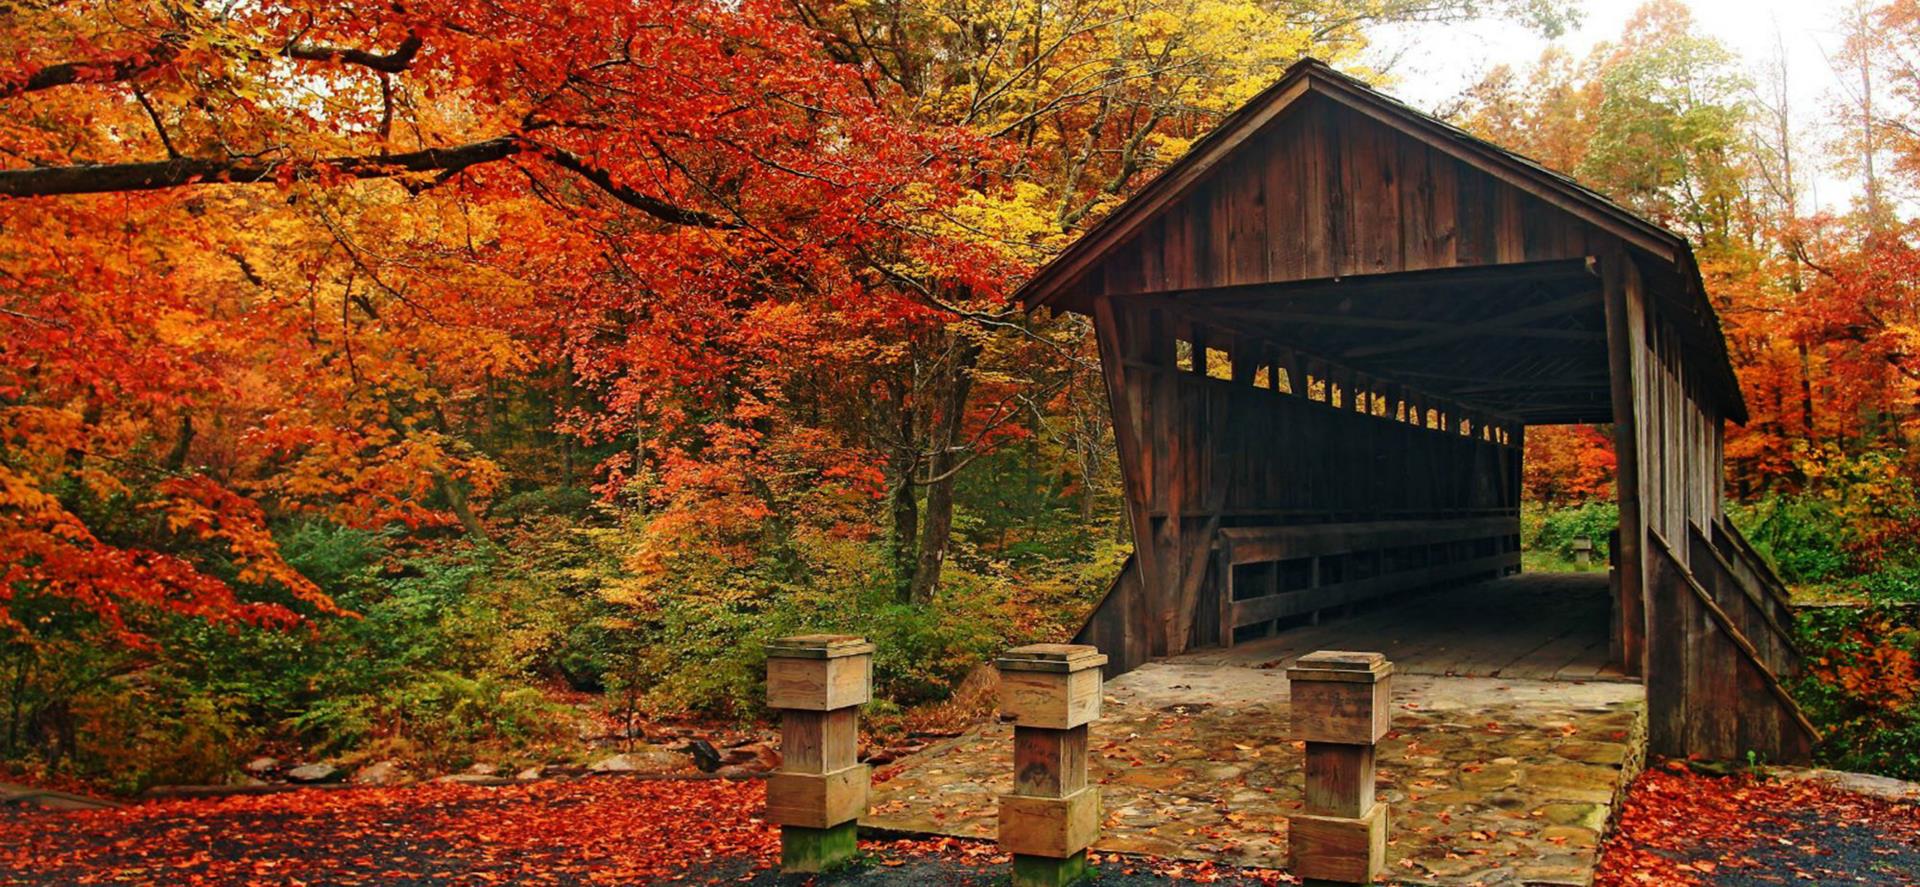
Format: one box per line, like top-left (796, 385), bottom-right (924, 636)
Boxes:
top-left (1730, 496), bottom-right (1853, 584)
top-left (1524, 501), bottom-right (1618, 561)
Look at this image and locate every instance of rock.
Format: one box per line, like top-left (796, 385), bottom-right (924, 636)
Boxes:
top-left (434, 773), bottom-right (502, 785)
top-left (683, 739), bottom-right (721, 773)
top-left (515, 766), bottom-right (544, 781)
top-left (286, 763), bottom-right (343, 784)
top-left (352, 760), bottom-right (404, 785)
top-left (1537, 801), bottom-right (1609, 831)
top-left (466, 763), bottom-right (499, 776)
top-left (588, 746), bottom-right (691, 774)
top-left (244, 757), bottom-right (281, 775)
top-left (722, 741), bottom-right (779, 769)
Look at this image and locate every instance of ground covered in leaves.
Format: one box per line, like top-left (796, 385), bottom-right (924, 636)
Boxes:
top-left (0, 777), bottom-right (1290, 886)
top-left (5, 766), bottom-right (1919, 885)
top-left (1595, 764), bottom-right (1920, 885)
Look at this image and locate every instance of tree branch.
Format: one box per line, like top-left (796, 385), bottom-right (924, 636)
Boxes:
top-left (0, 136), bottom-right (522, 197)
top-left (540, 145), bottom-right (738, 229)
top-left (0, 133), bottom-right (738, 230)
top-left (0, 42), bottom-right (180, 99)
top-left (282, 32), bottom-right (424, 74)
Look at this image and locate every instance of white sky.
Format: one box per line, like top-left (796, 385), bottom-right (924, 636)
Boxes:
top-left (1366, 0), bottom-right (1865, 213)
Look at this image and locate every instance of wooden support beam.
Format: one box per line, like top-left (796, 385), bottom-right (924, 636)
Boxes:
top-left (1342, 292), bottom-right (1598, 359)
top-left (766, 635), bottom-right (874, 873)
top-left (1601, 249), bottom-right (1647, 678)
top-left (1288, 651), bottom-right (1392, 884)
top-left (998, 645), bottom-right (1108, 887)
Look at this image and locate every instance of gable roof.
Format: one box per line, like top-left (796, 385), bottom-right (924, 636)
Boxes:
top-left (1016, 57), bottom-right (1748, 424)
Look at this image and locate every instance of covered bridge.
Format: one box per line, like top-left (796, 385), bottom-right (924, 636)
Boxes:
top-left (1019, 59), bottom-right (1816, 763)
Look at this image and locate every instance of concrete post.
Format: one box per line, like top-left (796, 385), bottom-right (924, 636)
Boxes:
top-left (996, 643), bottom-right (1108, 887)
top-left (1287, 650), bottom-right (1392, 885)
top-left (765, 634), bottom-right (874, 873)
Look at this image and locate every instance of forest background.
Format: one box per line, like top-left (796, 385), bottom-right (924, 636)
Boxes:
top-left (3, 0), bottom-right (1919, 791)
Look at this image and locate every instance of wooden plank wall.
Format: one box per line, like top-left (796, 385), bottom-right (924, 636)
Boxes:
top-left (1065, 95), bottom-right (1615, 304)
top-left (1091, 297), bottom-right (1523, 660)
top-left (1614, 253), bottom-right (1815, 763)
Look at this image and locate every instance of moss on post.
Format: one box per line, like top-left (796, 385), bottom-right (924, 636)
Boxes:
top-left (1012, 849), bottom-right (1089, 887)
top-left (778, 821), bottom-right (860, 874)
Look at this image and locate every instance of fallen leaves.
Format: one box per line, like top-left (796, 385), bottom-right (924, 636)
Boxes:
top-left (1595, 762), bottom-right (1920, 886)
top-left (0, 777), bottom-right (779, 885)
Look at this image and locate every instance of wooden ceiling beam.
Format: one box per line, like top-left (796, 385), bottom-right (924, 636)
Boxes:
top-left (1208, 306), bottom-right (1606, 345)
top-left (1342, 291), bottom-right (1599, 359)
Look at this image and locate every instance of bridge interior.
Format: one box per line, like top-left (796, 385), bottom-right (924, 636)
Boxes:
top-left (1176, 571), bottom-right (1625, 682)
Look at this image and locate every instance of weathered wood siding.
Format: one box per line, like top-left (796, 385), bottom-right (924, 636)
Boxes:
top-left (1089, 295), bottom-right (1522, 659)
top-left (1061, 95), bottom-right (1611, 303)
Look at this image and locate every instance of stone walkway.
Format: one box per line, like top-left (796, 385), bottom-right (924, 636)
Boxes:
top-left (864, 663), bottom-right (1645, 886)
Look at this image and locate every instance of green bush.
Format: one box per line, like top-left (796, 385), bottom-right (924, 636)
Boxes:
top-left (1730, 496), bottom-right (1853, 584)
top-left (1524, 501), bottom-right (1618, 562)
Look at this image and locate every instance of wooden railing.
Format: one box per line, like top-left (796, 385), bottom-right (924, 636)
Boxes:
top-left (1687, 523), bottom-right (1803, 681)
top-left (1710, 518), bottom-right (1798, 639)
top-left (1214, 517), bottom-right (1520, 646)
top-left (1645, 527), bottom-right (1816, 763)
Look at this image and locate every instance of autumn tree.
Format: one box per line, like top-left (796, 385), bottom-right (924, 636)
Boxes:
top-left (0, 0), bottom-right (1001, 641)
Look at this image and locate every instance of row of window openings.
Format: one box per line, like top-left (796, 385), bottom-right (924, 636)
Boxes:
top-left (1173, 339), bottom-right (1512, 445)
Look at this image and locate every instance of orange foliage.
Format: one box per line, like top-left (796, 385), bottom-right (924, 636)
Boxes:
top-left (0, 0), bottom-right (1011, 643)
top-left (1523, 425), bottom-right (1616, 503)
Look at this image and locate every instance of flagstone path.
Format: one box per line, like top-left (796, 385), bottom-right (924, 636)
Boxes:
top-left (863, 663), bottom-right (1646, 886)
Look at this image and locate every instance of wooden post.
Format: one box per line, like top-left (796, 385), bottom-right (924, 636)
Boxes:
top-left (997, 644), bottom-right (1108, 887)
top-left (766, 634), bottom-right (874, 874)
top-left (1601, 248), bottom-right (1647, 677)
top-left (1288, 651), bottom-right (1391, 885)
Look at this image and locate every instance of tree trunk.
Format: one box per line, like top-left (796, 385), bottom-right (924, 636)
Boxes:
top-left (890, 475), bottom-right (918, 603)
top-left (884, 377), bottom-right (919, 603)
top-left (907, 338), bottom-right (981, 606)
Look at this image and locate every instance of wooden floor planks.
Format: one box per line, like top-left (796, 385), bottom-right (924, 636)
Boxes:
top-left (1174, 571), bottom-right (1629, 681)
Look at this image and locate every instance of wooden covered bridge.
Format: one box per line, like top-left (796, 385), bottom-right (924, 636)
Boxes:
top-left (1019, 59), bottom-right (1816, 763)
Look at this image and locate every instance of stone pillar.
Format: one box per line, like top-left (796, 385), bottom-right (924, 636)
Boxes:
top-left (996, 643), bottom-right (1107, 887)
top-left (765, 634), bottom-right (874, 873)
top-left (1287, 650), bottom-right (1392, 885)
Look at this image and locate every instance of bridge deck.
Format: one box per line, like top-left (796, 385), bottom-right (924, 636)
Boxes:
top-left (1179, 570), bottom-right (1626, 681)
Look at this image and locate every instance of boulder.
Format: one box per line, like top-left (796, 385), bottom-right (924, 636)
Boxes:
top-left (721, 742), bottom-right (780, 771)
top-left (466, 763), bottom-right (499, 777)
top-left (286, 763), bottom-right (343, 784)
top-left (588, 746), bottom-right (691, 774)
top-left (684, 739), bottom-right (721, 772)
top-left (352, 760), bottom-right (404, 785)
top-left (243, 757), bottom-right (281, 775)
top-left (433, 773), bottom-right (502, 785)
top-left (514, 766), bottom-right (544, 781)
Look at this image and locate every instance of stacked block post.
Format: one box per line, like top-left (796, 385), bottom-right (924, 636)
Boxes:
top-left (997, 644), bottom-right (1108, 887)
top-left (1287, 651), bottom-right (1392, 885)
top-left (766, 634), bottom-right (874, 873)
